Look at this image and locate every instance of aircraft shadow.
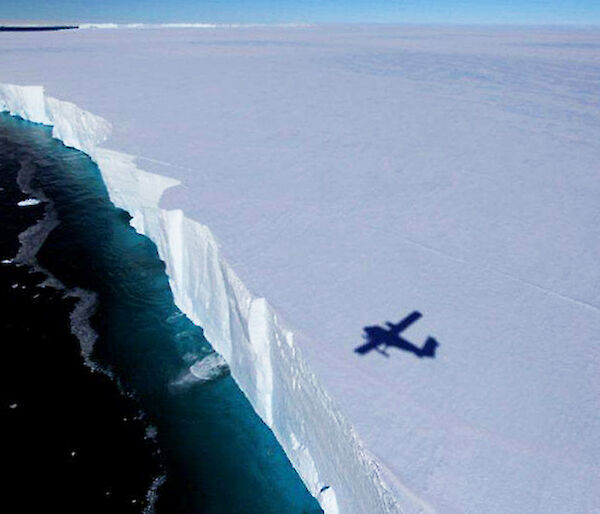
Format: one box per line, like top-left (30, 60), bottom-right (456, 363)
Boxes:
top-left (355, 311), bottom-right (439, 358)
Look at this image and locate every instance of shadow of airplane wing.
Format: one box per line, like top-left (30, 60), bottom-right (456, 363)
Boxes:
top-left (355, 326), bottom-right (390, 356)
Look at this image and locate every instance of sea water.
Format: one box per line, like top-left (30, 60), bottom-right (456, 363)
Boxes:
top-left (0, 112), bottom-right (322, 514)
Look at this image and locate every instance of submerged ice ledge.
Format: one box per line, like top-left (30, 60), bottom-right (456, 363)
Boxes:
top-left (0, 83), bottom-right (405, 514)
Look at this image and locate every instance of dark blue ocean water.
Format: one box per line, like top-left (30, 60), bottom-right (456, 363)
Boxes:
top-left (0, 112), bottom-right (321, 514)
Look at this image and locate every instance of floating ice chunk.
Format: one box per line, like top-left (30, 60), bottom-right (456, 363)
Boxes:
top-left (189, 352), bottom-right (230, 383)
top-left (144, 425), bottom-right (158, 440)
top-left (144, 475), bottom-right (166, 514)
top-left (17, 198), bottom-right (41, 207)
top-left (166, 311), bottom-right (184, 324)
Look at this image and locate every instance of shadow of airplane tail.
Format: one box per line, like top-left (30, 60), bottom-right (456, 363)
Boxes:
top-left (417, 337), bottom-right (439, 358)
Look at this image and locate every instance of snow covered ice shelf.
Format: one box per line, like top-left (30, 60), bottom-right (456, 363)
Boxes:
top-left (2, 25), bottom-right (600, 513)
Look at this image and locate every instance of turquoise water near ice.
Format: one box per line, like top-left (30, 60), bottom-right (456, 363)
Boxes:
top-left (0, 112), bottom-right (322, 513)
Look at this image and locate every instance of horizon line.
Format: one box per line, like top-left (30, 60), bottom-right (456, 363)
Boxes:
top-left (2, 20), bottom-right (600, 29)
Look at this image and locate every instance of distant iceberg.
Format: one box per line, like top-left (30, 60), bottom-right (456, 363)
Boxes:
top-left (78, 22), bottom-right (312, 30)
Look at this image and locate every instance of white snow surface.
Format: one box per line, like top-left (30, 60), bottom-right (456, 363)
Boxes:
top-left (1, 25), bottom-right (600, 513)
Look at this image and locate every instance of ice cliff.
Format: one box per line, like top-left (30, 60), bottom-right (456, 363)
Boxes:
top-left (0, 83), bottom-right (402, 514)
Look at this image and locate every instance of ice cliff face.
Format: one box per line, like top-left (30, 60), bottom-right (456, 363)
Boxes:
top-left (0, 84), bottom-right (111, 156)
top-left (0, 83), bottom-right (403, 514)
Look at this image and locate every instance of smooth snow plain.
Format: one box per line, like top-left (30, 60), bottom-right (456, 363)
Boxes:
top-left (1, 25), bottom-right (599, 513)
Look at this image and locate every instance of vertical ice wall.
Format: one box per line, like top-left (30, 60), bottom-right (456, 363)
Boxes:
top-left (0, 83), bottom-right (407, 514)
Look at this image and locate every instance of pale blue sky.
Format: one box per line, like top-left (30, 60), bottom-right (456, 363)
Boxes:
top-left (1, 0), bottom-right (599, 25)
